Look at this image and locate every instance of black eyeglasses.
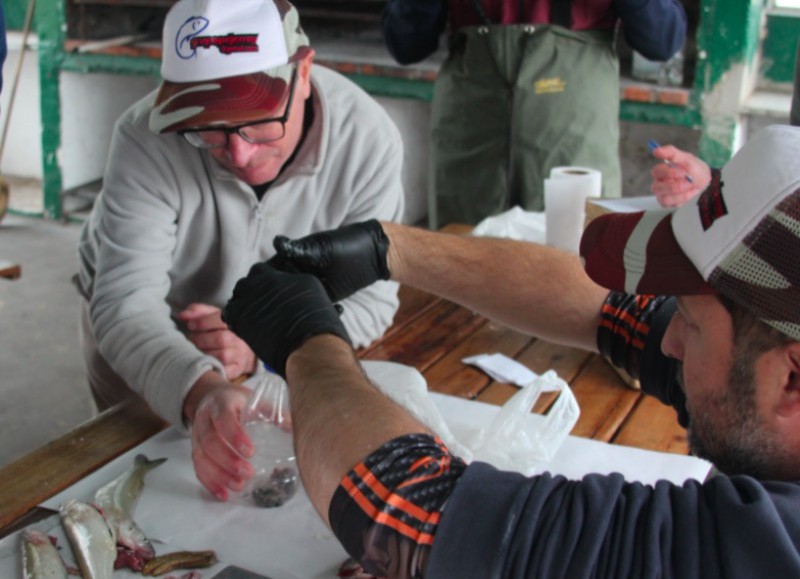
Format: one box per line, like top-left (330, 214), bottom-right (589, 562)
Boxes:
top-left (181, 67), bottom-right (298, 149)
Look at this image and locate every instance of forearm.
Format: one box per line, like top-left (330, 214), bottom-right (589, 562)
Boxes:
top-left (285, 335), bottom-right (432, 524)
top-left (382, 222), bottom-right (608, 352)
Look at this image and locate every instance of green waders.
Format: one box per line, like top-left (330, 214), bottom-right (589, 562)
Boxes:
top-left (429, 24), bottom-right (621, 227)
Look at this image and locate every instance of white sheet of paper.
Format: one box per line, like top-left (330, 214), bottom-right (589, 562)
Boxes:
top-left (588, 196), bottom-right (663, 213)
top-left (0, 393), bottom-right (711, 579)
top-left (462, 353), bottom-right (561, 391)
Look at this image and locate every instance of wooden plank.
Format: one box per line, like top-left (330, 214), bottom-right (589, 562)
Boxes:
top-left (440, 223), bottom-right (473, 236)
top-left (360, 300), bottom-right (485, 372)
top-left (357, 286), bottom-right (440, 358)
top-left (0, 398), bottom-right (167, 531)
top-left (613, 395), bottom-right (690, 455)
top-left (517, 340), bottom-right (594, 384)
top-left (422, 320), bottom-right (534, 399)
top-left (371, 285), bottom-right (440, 346)
top-left (568, 357), bottom-right (641, 443)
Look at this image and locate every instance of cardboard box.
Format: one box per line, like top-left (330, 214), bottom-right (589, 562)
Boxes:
top-left (584, 196), bottom-right (662, 228)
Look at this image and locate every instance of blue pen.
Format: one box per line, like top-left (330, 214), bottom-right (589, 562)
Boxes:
top-left (648, 139), bottom-right (694, 183)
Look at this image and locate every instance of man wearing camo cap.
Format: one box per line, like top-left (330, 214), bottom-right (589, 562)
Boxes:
top-left (77, 0), bottom-right (404, 499)
top-left (223, 124), bottom-right (800, 577)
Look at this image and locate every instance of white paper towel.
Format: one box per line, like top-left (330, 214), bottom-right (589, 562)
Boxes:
top-left (544, 166), bottom-right (602, 253)
top-left (549, 166), bottom-right (602, 198)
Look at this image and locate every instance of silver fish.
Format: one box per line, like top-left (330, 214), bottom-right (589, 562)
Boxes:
top-left (60, 499), bottom-right (116, 579)
top-left (20, 529), bottom-right (68, 579)
top-left (93, 453), bottom-right (167, 561)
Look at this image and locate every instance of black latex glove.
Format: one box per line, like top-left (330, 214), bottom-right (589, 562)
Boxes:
top-left (272, 219), bottom-right (391, 303)
top-left (222, 262), bottom-right (351, 378)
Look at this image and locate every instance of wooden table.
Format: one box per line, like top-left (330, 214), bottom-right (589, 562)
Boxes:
top-left (0, 228), bottom-right (688, 536)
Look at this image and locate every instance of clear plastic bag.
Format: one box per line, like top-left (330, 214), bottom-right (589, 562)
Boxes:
top-left (365, 360), bottom-right (579, 475)
top-left (464, 370), bottom-right (580, 472)
top-left (238, 365), bottom-right (299, 508)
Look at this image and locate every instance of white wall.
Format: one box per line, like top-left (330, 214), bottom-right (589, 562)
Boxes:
top-left (0, 32), bottom-right (43, 178)
top-left (375, 96), bottom-right (430, 225)
top-left (59, 73), bottom-right (159, 189)
top-left (0, 32), bottom-right (158, 188)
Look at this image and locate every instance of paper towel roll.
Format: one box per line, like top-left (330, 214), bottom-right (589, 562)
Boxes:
top-left (544, 166), bottom-right (602, 253)
top-left (549, 166), bottom-right (602, 199)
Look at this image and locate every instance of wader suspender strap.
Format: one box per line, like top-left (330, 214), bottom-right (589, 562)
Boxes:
top-left (468, 0), bottom-right (494, 25)
top-left (467, 0), bottom-right (572, 27)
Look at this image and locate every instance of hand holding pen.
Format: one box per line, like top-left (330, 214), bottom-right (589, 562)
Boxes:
top-left (648, 141), bottom-right (712, 208)
top-left (648, 140), bottom-right (693, 183)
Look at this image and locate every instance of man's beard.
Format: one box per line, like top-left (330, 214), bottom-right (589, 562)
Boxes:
top-left (678, 355), bottom-right (784, 479)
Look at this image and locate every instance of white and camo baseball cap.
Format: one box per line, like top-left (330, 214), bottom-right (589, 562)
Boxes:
top-left (149, 0), bottom-right (310, 134)
top-left (581, 124), bottom-right (800, 340)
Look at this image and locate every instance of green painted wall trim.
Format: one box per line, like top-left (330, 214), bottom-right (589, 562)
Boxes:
top-left (692, 0), bottom-right (764, 168)
top-left (694, 0), bottom-right (763, 93)
top-left (619, 102), bottom-right (700, 127)
top-left (345, 74), bottom-right (435, 102)
top-left (61, 52), bottom-right (162, 76)
top-left (4, 0), bottom-right (33, 31)
top-left (761, 14), bottom-right (800, 84)
top-left (37, 0), bottom-right (66, 220)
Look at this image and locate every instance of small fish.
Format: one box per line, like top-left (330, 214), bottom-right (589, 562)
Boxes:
top-left (140, 549), bottom-right (218, 576)
top-left (94, 453), bottom-right (167, 566)
top-left (60, 499), bottom-right (116, 579)
top-left (21, 529), bottom-right (68, 579)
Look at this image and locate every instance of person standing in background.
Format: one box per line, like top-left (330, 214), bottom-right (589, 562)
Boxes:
top-left (383, 0), bottom-right (687, 227)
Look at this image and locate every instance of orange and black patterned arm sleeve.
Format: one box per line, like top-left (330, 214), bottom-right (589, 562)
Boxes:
top-left (329, 434), bottom-right (467, 579)
top-left (598, 291), bottom-right (688, 426)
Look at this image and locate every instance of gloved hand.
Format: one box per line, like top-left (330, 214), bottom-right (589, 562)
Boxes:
top-left (271, 219), bottom-right (391, 302)
top-left (222, 262), bottom-right (351, 377)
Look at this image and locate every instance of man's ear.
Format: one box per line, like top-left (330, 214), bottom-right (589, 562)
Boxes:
top-left (297, 48), bottom-right (316, 99)
top-left (778, 342), bottom-right (800, 417)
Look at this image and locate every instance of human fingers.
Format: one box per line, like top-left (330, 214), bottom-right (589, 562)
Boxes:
top-left (651, 143), bottom-right (682, 162)
top-left (272, 220), bottom-right (390, 302)
top-left (192, 442), bottom-right (238, 501)
top-left (190, 391), bottom-right (254, 500)
top-left (654, 191), bottom-right (696, 208)
top-left (651, 164), bottom-right (704, 208)
top-left (652, 145), bottom-right (712, 189)
top-left (185, 327), bottom-right (256, 379)
top-left (178, 304), bottom-right (226, 332)
top-left (177, 303), bottom-right (219, 322)
top-left (187, 326), bottom-right (245, 354)
top-left (223, 263), bottom-right (350, 377)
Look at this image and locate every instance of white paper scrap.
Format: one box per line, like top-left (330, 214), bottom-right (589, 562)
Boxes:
top-left (462, 353), bottom-right (560, 392)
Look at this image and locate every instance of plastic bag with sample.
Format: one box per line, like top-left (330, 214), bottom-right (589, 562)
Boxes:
top-left (238, 365), bottom-right (298, 508)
